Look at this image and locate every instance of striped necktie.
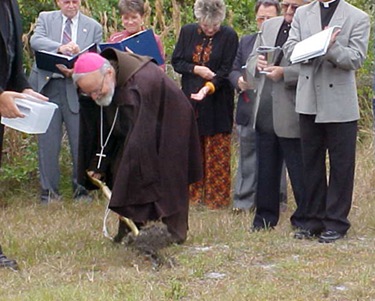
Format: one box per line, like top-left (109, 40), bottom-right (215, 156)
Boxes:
top-left (62, 18), bottom-right (72, 45)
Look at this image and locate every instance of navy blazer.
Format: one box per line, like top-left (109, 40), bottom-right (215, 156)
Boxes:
top-left (229, 34), bottom-right (257, 126)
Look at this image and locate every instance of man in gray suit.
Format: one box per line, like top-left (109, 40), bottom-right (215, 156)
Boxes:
top-left (229, 0), bottom-right (285, 214)
top-left (246, 0), bottom-right (307, 230)
top-left (284, 0), bottom-right (370, 242)
top-left (29, 0), bottom-right (102, 203)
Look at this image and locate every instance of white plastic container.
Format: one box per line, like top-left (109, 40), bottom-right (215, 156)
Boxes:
top-left (1, 95), bottom-right (58, 134)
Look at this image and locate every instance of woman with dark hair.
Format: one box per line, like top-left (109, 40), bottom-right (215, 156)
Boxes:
top-left (172, 0), bottom-right (238, 209)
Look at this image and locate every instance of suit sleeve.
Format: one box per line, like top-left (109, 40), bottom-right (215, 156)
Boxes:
top-left (93, 21), bottom-right (103, 45)
top-left (30, 12), bottom-right (61, 52)
top-left (283, 12), bottom-right (302, 62)
top-left (283, 64), bottom-right (300, 88)
top-left (325, 14), bottom-right (370, 71)
top-left (229, 37), bottom-right (247, 90)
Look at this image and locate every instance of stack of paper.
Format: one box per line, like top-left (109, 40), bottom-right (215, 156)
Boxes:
top-left (290, 26), bottom-right (340, 64)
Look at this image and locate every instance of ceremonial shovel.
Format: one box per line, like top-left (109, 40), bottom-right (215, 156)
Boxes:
top-left (86, 172), bottom-right (173, 260)
top-left (86, 172), bottom-right (139, 237)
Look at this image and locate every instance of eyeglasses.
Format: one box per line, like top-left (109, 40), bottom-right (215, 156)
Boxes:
top-left (281, 2), bottom-right (300, 12)
top-left (256, 16), bottom-right (274, 22)
top-left (79, 73), bottom-right (107, 98)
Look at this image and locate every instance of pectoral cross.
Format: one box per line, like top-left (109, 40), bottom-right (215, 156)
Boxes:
top-left (96, 147), bottom-right (107, 169)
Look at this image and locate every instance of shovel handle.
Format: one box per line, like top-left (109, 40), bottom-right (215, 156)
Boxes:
top-left (86, 171), bottom-right (140, 236)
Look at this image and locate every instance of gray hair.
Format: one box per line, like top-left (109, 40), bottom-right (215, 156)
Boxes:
top-left (194, 0), bottom-right (226, 24)
top-left (255, 0), bottom-right (280, 15)
top-left (72, 60), bottom-right (112, 85)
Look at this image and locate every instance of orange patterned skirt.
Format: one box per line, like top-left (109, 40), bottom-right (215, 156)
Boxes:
top-left (189, 133), bottom-right (231, 209)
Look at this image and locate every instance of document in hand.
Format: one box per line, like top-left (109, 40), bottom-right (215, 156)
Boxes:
top-left (99, 29), bottom-right (164, 65)
top-left (290, 26), bottom-right (341, 64)
top-left (35, 43), bottom-right (97, 74)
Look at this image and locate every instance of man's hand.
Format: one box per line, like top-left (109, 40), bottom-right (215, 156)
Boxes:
top-left (58, 41), bottom-right (80, 56)
top-left (87, 170), bottom-right (103, 180)
top-left (0, 91), bottom-right (25, 118)
top-left (56, 64), bottom-right (73, 78)
top-left (328, 28), bottom-right (341, 49)
top-left (22, 89), bottom-right (49, 102)
top-left (237, 76), bottom-right (253, 91)
top-left (257, 54), bottom-right (268, 73)
top-left (264, 66), bottom-right (284, 82)
top-left (193, 65), bottom-right (216, 80)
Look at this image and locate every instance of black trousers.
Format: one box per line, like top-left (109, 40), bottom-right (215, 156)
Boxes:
top-left (299, 114), bottom-right (357, 234)
top-left (253, 130), bottom-right (305, 229)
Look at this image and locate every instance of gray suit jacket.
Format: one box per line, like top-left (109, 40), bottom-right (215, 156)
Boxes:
top-left (247, 16), bottom-right (300, 138)
top-left (284, 0), bottom-right (370, 123)
top-left (29, 11), bottom-right (102, 113)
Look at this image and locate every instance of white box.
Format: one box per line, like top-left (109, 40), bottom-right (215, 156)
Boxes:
top-left (1, 95), bottom-right (58, 134)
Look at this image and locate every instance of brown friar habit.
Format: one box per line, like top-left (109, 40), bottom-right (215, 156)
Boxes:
top-left (78, 48), bottom-right (203, 242)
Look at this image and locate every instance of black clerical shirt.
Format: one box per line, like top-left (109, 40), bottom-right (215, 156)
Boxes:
top-left (274, 21), bottom-right (291, 66)
top-left (320, 0), bottom-right (340, 29)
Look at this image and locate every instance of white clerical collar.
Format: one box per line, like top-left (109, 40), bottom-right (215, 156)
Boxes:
top-left (321, 0), bottom-right (338, 8)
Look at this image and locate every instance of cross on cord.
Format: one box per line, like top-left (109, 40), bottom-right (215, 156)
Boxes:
top-left (96, 147), bottom-right (106, 169)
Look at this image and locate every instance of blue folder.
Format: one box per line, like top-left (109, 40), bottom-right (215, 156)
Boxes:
top-left (35, 43), bottom-right (97, 74)
top-left (99, 29), bottom-right (164, 65)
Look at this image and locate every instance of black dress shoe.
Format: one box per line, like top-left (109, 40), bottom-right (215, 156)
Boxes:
top-left (0, 254), bottom-right (19, 270)
top-left (293, 229), bottom-right (320, 240)
top-left (40, 189), bottom-right (62, 204)
top-left (318, 230), bottom-right (344, 243)
top-left (73, 187), bottom-right (93, 203)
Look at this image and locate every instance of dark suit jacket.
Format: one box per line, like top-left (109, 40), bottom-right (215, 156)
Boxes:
top-left (0, 0), bottom-right (31, 165)
top-left (228, 34), bottom-right (257, 126)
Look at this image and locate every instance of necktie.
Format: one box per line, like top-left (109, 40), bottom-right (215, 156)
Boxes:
top-left (62, 18), bottom-right (72, 45)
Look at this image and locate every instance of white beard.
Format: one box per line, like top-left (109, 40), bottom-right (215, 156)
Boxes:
top-left (95, 82), bottom-right (115, 107)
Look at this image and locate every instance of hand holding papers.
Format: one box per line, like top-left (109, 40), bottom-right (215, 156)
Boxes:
top-left (35, 43), bottom-right (97, 74)
top-left (290, 26), bottom-right (341, 64)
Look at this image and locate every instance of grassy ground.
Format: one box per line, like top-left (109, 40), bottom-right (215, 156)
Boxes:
top-left (0, 137), bottom-right (375, 301)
